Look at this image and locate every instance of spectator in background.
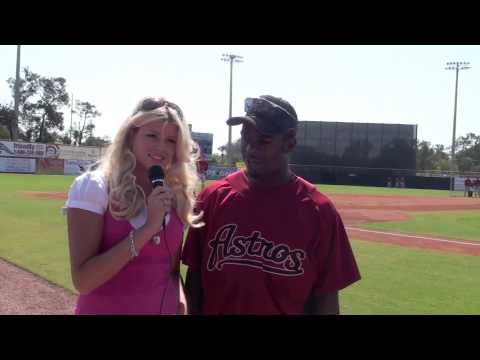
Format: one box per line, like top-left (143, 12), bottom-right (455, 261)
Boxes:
top-left (464, 177), bottom-right (472, 197)
top-left (386, 177), bottom-right (393, 188)
top-left (394, 177), bottom-right (400, 188)
top-left (474, 178), bottom-right (480, 198)
top-left (196, 158), bottom-right (208, 190)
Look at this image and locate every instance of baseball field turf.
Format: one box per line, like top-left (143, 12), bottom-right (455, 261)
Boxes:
top-left (1, 173), bottom-right (479, 314)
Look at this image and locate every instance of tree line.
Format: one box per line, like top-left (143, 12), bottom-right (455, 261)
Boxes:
top-left (1, 68), bottom-right (478, 173)
top-left (416, 133), bottom-right (480, 173)
top-left (0, 67), bottom-right (109, 147)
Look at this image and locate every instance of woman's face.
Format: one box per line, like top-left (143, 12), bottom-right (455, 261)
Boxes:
top-left (131, 120), bottom-right (179, 174)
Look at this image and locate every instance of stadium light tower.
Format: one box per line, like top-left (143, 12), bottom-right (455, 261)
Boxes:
top-left (221, 53), bottom-right (243, 165)
top-left (445, 61), bottom-right (471, 191)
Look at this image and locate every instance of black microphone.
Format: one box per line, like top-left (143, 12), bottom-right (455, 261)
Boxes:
top-left (149, 165), bottom-right (165, 188)
top-left (148, 165), bottom-right (167, 229)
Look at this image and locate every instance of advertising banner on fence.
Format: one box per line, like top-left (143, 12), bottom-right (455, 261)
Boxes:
top-left (58, 145), bottom-right (102, 161)
top-left (64, 159), bottom-right (96, 175)
top-left (206, 165), bottom-right (237, 180)
top-left (0, 141), bottom-right (105, 161)
top-left (0, 157), bottom-right (36, 173)
top-left (0, 140), bottom-right (46, 158)
top-left (45, 144), bottom-right (60, 158)
top-left (38, 158), bottom-right (65, 175)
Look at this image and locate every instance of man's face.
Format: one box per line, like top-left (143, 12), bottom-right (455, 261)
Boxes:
top-left (240, 122), bottom-right (288, 179)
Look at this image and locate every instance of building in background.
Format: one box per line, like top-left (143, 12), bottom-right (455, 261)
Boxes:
top-left (191, 131), bottom-right (213, 161)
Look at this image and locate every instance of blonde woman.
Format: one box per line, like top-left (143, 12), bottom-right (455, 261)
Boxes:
top-left (65, 97), bottom-right (202, 315)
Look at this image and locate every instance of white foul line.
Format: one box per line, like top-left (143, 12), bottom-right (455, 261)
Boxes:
top-left (346, 227), bottom-right (480, 247)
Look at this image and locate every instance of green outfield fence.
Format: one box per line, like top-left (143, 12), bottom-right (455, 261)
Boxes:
top-left (289, 163), bottom-right (480, 193)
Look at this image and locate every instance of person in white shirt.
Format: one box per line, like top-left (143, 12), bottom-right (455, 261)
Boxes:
top-left (64, 97), bottom-right (204, 315)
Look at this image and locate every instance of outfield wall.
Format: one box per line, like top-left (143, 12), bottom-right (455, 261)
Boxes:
top-left (290, 164), bottom-right (451, 190)
top-left (0, 140), bottom-right (102, 175)
top-left (0, 157), bottom-right (36, 173)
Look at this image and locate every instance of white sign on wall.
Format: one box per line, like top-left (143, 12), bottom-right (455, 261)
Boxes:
top-left (58, 145), bottom-right (102, 161)
top-left (206, 166), bottom-right (237, 180)
top-left (0, 157), bottom-right (36, 173)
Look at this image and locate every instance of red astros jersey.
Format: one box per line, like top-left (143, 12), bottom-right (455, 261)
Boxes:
top-left (182, 170), bottom-right (361, 314)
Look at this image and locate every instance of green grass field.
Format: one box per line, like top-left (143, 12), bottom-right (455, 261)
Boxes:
top-left (316, 184), bottom-right (453, 197)
top-left (1, 173), bottom-right (479, 314)
top-left (207, 180), bottom-right (453, 197)
top-left (361, 210), bottom-right (480, 242)
top-left (341, 240), bottom-right (480, 314)
top-left (0, 174), bottom-right (75, 292)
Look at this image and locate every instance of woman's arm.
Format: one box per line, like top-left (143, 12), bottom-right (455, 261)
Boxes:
top-left (178, 276), bottom-right (188, 315)
top-left (67, 208), bottom-right (157, 294)
top-left (67, 185), bottom-right (173, 294)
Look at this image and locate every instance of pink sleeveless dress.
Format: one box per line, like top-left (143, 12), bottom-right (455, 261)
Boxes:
top-left (75, 208), bottom-right (184, 315)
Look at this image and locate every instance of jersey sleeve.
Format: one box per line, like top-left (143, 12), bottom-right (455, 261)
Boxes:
top-left (311, 204), bottom-right (361, 295)
top-left (64, 171), bottom-right (109, 215)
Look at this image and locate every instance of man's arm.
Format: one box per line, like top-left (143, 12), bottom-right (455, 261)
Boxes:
top-left (185, 267), bottom-right (203, 315)
top-left (305, 291), bottom-right (339, 315)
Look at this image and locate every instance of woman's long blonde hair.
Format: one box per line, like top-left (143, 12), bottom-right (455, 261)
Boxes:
top-left (98, 97), bottom-right (203, 228)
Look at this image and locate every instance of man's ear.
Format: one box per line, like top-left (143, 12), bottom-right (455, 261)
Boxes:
top-left (282, 128), bottom-right (297, 153)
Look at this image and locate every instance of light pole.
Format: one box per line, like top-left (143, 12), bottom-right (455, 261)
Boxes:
top-left (445, 61), bottom-right (471, 192)
top-left (221, 53), bottom-right (243, 165)
top-left (70, 93), bottom-right (74, 144)
top-left (12, 45), bottom-right (21, 141)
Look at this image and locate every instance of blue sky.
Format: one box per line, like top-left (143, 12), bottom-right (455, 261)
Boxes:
top-left (0, 45), bottom-right (478, 152)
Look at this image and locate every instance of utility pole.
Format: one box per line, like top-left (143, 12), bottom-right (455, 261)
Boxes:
top-left (445, 61), bottom-right (471, 192)
top-left (70, 93), bottom-right (74, 144)
top-left (221, 53), bottom-right (243, 165)
top-left (12, 45), bottom-right (21, 141)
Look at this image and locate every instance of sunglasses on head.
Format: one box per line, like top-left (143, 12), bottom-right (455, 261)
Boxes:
top-left (244, 97), bottom-right (296, 124)
top-left (134, 98), bottom-right (184, 120)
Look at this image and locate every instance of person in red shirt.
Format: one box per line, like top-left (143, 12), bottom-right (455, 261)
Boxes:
top-left (464, 177), bottom-right (472, 197)
top-left (196, 158), bottom-right (208, 190)
top-left (182, 95), bottom-right (361, 315)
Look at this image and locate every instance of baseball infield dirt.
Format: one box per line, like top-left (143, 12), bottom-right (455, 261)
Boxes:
top-left (0, 258), bottom-right (76, 315)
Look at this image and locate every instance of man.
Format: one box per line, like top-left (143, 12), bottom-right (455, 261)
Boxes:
top-left (196, 158), bottom-right (208, 190)
top-left (182, 95), bottom-right (360, 315)
top-left (464, 177), bottom-right (472, 197)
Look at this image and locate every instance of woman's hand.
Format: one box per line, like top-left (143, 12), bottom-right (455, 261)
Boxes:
top-left (144, 185), bottom-right (175, 234)
top-left (178, 276), bottom-right (188, 315)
